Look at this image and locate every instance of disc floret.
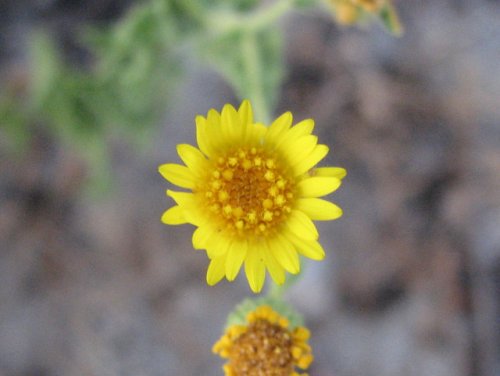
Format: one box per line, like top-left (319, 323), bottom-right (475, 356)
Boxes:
top-left (200, 146), bottom-right (294, 238)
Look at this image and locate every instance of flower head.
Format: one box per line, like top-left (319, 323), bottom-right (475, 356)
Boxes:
top-left (329, 0), bottom-right (384, 25)
top-left (159, 100), bottom-right (345, 292)
top-left (326, 0), bottom-right (403, 35)
top-left (213, 305), bottom-right (313, 376)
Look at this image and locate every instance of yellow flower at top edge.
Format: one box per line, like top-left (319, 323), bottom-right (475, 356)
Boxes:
top-left (327, 0), bottom-right (389, 25)
top-left (159, 100), bottom-right (345, 293)
top-left (213, 305), bottom-right (313, 376)
top-left (351, 0), bottom-right (385, 12)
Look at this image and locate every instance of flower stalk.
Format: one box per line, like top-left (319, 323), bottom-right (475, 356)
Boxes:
top-left (207, 0), bottom-right (293, 36)
top-left (241, 32), bottom-right (271, 124)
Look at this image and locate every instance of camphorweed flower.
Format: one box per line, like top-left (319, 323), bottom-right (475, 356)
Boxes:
top-left (159, 100), bottom-right (345, 292)
top-left (213, 305), bottom-right (313, 376)
top-left (329, 0), bottom-right (384, 24)
top-left (326, 0), bottom-right (403, 35)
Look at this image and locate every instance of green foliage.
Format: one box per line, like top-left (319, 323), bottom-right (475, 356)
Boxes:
top-left (0, 0), bottom-right (403, 189)
top-left (30, 34), bottom-right (101, 143)
top-left (86, 3), bottom-right (181, 132)
top-left (378, 3), bottom-right (403, 36)
top-left (291, 0), bottom-right (321, 8)
top-left (201, 27), bottom-right (284, 123)
top-left (0, 94), bottom-right (30, 153)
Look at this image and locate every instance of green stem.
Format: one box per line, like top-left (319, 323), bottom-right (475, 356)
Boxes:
top-left (268, 282), bottom-right (286, 300)
top-left (244, 0), bottom-right (292, 32)
top-left (208, 0), bottom-right (292, 35)
top-left (241, 31), bottom-right (270, 124)
top-left (267, 263), bottom-right (308, 299)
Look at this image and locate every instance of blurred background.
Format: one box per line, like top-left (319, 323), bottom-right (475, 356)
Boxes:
top-left (0, 0), bottom-right (499, 375)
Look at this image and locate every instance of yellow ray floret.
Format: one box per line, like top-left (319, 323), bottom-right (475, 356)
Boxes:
top-left (213, 305), bottom-right (313, 376)
top-left (159, 100), bottom-right (345, 292)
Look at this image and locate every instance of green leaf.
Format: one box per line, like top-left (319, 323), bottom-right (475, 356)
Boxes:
top-left (201, 27), bottom-right (284, 123)
top-left (0, 95), bottom-right (31, 153)
top-left (379, 3), bottom-right (403, 36)
top-left (29, 33), bottom-right (64, 110)
top-left (291, 0), bottom-right (320, 8)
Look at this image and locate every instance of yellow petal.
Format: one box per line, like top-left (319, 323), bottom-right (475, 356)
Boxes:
top-left (176, 144), bottom-right (208, 176)
top-left (206, 109), bottom-right (223, 148)
top-left (207, 255), bottom-right (226, 286)
top-left (225, 241), bottom-right (248, 281)
top-left (159, 163), bottom-right (195, 189)
top-left (290, 118), bottom-right (314, 136)
top-left (293, 144), bottom-right (329, 176)
top-left (269, 234), bottom-right (300, 274)
top-left (221, 103), bottom-right (239, 142)
top-left (238, 100), bottom-right (253, 125)
top-left (161, 206), bottom-right (186, 225)
top-left (314, 167), bottom-right (347, 180)
top-left (192, 226), bottom-right (214, 249)
top-left (245, 122), bottom-right (267, 145)
top-left (207, 108), bottom-right (221, 128)
top-left (196, 113), bottom-right (224, 157)
top-left (166, 190), bottom-right (195, 206)
top-left (245, 248), bottom-right (266, 293)
top-left (289, 235), bottom-right (326, 261)
top-left (285, 210), bottom-right (319, 240)
top-left (195, 115), bottom-right (214, 157)
top-left (296, 198), bottom-right (343, 220)
top-left (236, 100), bottom-right (252, 143)
top-left (165, 191), bottom-right (202, 225)
top-left (206, 233), bottom-right (232, 258)
top-left (282, 135), bottom-right (318, 167)
top-left (266, 111), bottom-right (293, 143)
top-left (262, 242), bottom-right (286, 285)
top-left (275, 119), bottom-right (314, 149)
top-left (297, 176), bottom-right (341, 197)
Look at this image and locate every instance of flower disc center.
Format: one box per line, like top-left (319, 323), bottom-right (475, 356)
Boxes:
top-left (201, 147), bottom-right (294, 237)
top-left (228, 319), bottom-right (294, 375)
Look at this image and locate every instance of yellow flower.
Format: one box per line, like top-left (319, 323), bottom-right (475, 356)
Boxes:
top-left (159, 100), bottom-right (345, 292)
top-left (213, 305), bottom-right (313, 376)
top-left (333, 1), bottom-right (361, 25)
top-left (350, 0), bottom-right (385, 12)
top-left (330, 0), bottom-right (385, 12)
top-left (327, 0), bottom-right (384, 24)
top-left (326, 0), bottom-right (403, 35)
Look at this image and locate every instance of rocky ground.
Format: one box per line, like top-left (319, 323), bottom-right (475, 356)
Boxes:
top-left (0, 1), bottom-right (499, 376)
